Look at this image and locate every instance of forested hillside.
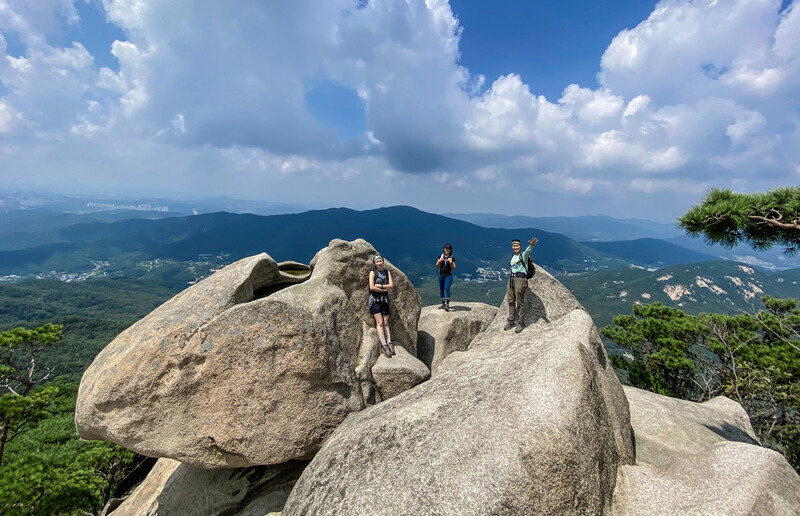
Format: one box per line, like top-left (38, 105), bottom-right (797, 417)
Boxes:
top-left (562, 261), bottom-right (800, 329)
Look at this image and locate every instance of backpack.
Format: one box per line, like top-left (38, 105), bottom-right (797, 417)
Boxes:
top-left (524, 256), bottom-right (536, 279)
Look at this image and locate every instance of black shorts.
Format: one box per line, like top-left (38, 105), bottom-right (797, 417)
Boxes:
top-left (369, 300), bottom-right (390, 315)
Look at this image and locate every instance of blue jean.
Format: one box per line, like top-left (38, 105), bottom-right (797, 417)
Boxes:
top-left (438, 273), bottom-right (453, 299)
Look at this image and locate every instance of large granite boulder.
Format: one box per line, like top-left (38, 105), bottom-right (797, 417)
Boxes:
top-left (611, 386), bottom-right (800, 515)
top-left (370, 345), bottom-right (430, 400)
top-left (416, 302), bottom-right (497, 376)
top-left (612, 442), bottom-right (800, 516)
top-left (438, 263), bottom-right (582, 373)
top-left (282, 309), bottom-right (634, 516)
top-left (76, 239), bottom-right (422, 468)
top-left (110, 458), bottom-right (306, 516)
top-left (623, 386), bottom-right (758, 466)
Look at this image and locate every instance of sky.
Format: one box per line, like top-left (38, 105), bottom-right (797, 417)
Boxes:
top-left (0, 0), bottom-right (798, 221)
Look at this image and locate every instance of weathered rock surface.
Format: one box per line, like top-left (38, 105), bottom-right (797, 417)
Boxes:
top-left (623, 386), bottom-right (758, 466)
top-left (282, 309), bottom-right (634, 516)
top-left (438, 263), bottom-right (583, 373)
top-left (613, 442), bottom-right (800, 515)
top-left (76, 239), bottom-right (421, 468)
top-left (416, 302), bottom-right (497, 376)
top-left (111, 458), bottom-right (306, 516)
top-left (370, 345), bottom-right (430, 400)
top-left (611, 386), bottom-right (800, 515)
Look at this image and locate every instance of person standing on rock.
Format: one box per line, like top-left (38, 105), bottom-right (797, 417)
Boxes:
top-left (505, 237), bottom-right (538, 333)
top-left (369, 255), bottom-right (395, 358)
top-left (435, 243), bottom-right (456, 312)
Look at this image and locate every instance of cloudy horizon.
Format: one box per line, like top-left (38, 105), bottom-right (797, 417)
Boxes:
top-left (1, 0), bottom-right (798, 222)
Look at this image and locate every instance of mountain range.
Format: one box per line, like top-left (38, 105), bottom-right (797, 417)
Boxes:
top-left (2, 205), bottom-right (798, 283)
top-left (1, 203), bottom-right (798, 379)
top-left (446, 212), bottom-right (800, 270)
top-left (0, 207), bottom-right (630, 280)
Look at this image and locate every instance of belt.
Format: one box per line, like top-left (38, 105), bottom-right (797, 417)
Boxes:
top-left (511, 272), bottom-right (527, 278)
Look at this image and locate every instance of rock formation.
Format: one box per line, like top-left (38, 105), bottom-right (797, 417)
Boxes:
top-left (72, 244), bottom-right (800, 515)
top-left (613, 387), bottom-right (800, 515)
top-left (438, 263), bottom-right (583, 373)
top-left (76, 239), bottom-right (421, 468)
top-left (110, 458), bottom-right (306, 516)
top-left (416, 302), bottom-right (497, 376)
top-left (282, 264), bottom-right (635, 516)
top-left (370, 345), bottom-right (430, 400)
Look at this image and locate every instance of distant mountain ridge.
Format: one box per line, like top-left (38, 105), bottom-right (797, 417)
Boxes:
top-left (2, 206), bottom-right (797, 286)
top-left (445, 213), bottom-right (682, 241)
top-left (581, 238), bottom-right (718, 269)
top-left (447, 212), bottom-right (800, 270)
top-left (0, 206), bottom-right (629, 280)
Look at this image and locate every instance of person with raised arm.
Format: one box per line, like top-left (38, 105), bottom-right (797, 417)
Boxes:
top-left (504, 237), bottom-right (538, 333)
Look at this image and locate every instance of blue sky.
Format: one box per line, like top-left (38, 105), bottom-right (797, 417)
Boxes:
top-left (0, 0), bottom-right (798, 221)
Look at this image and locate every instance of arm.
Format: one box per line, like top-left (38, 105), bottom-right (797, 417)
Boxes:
top-left (385, 270), bottom-right (394, 290)
top-left (436, 254), bottom-right (444, 267)
top-left (369, 270), bottom-right (377, 291)
top-left (449, 257), bottom-right (456, 270)
top-left (522, 238), bottom-right (538, 262)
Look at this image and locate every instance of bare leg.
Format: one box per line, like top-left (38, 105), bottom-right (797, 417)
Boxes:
top-left (373, 313), bottom-right (388, 347)
top-left (383, 315), bottom-right (392, 345)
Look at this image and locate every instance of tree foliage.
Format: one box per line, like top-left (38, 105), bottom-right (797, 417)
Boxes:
top-left (678, 187), bottom-right (800, 254)
top-left (0, 324), bottom-right (64, 466)
top-left (602, 297), bottom-right (800, 470)
top-left (0, 382), bottom-right (141, 515)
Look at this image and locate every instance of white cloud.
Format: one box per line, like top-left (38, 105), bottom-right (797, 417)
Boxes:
top-left (0, 0), bottom-right (797, 219)
top-left (559, 85), bottom-right (625, 125)
top-left (0, 100), bottom-right (21, 132)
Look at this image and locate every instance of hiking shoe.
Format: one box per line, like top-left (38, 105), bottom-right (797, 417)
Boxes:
top-left (504, 320), bottom-right (515, 331)
top-left (388, 342), bottom-right (396, 355)
top-left (515, 323), bottom-right (524, 333)
top-left (444, 301), bottom-right (450, 312)
top-left (437, 301), bottom-right (445, 309)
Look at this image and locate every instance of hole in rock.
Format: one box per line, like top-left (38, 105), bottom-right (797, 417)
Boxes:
top-left (252, 262), bottom-right (312, 301)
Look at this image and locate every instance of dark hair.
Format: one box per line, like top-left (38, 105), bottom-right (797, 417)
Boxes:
top-left (511, 239), bottom-right (521, 245)
top-left (443, 243), bottom-right (452, 250)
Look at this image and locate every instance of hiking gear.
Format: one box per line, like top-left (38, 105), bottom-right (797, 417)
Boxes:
top-left (387, 342), bottom-right (396, 355)
top-left (515, 322), bottom-right (524, 333)
top-left (524, 256), bottom-right (535, 279)
top-left (438, 300), bottom-right (446, 309)
top-left (373, 255), bottom-right (384, 263)
top-left (444, 299), bottom-right (450, 312)
top-left (438, 254), bottom-right (455, 276)
top-left (369, 267), bottom-right (391, 315)
top-left (504, 320), bottom-right (515, 331)
top-left (381, 343), bottom-right (392, 358)
top-left (511, 238), bottom-right (521, 245)
top-left (511, 272), bottom-right (527, 278)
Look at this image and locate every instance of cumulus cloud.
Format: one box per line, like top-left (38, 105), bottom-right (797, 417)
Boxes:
top-left (0, 0), bottom-right (797, 219)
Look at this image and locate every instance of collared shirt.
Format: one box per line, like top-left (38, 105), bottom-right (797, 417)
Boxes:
top-left (510, 245), bottom-right (534, 274)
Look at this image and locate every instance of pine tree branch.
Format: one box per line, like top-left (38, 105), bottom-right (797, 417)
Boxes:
top-left (747, 214), bottom-right (800, 230)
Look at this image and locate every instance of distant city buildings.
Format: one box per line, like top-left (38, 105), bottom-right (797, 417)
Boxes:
top-left (86, 202), bottom-right (169, 212)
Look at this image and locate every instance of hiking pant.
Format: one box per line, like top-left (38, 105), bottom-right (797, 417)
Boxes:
top-left (438, 273), bottom-right (453, 300)
top-left (507, 276), bottom-right (527, 322)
